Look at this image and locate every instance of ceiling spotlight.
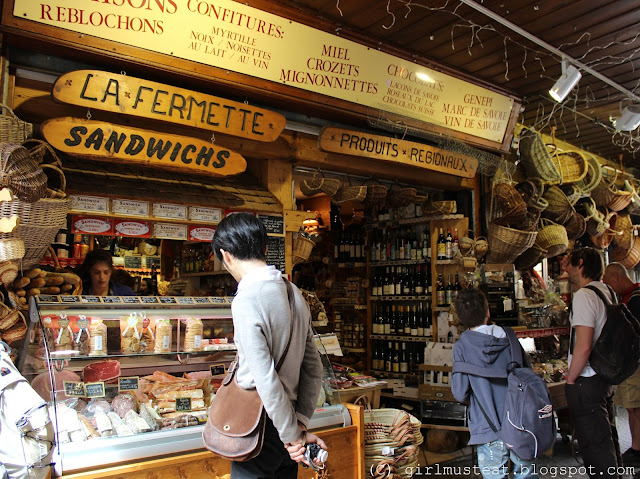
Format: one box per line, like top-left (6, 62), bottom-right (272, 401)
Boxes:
top-left (612, 105), bottom-right (640, 131)
top-left (549, 61), bottom-right (582, 102)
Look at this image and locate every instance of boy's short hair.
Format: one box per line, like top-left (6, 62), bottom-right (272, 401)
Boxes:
top-left (569, 247), bottom-right (604, 281)
top-left (211, 212), bottom-right (267, 262)
top-left (455, 288), bottom-right (489, 328)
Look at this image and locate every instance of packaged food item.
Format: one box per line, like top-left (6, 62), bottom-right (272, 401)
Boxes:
top-left (121, 312), bottom-right (142, 354)
top-left (184, 318), bottom-right (203, 352)
top-left (154, 318), bottom-right (172, 353)
top-left (41, 315), bottom-right (59, 352)
top-left (55, 313), bottom-right (74, 351)
top-left (139, 313), bottom-right (155, 353)
top-left (89, 317), bottom-right (107, 356)
top-left (75, 315), bottom-right (90, 355)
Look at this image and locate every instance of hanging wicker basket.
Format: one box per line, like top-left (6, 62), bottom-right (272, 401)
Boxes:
top-left (332, 184), bottom-right (367, 205)
top-left (542, 185), bottom-right (574, 225)
top-left (364, 179), bottom-right (388, 206)
top-left (515, 244), bottom-right (548, 271)
top-left (591, 166), bottom-right (618, 207)
top-left (613, 213), bottom-right (634, 249)
top-left (0, 142), bottom-right (47, 202)
top-left (300, 171), bottom-right (341, 197)
top-left (388, 186), bottom-right (417, 208)
top-left (535, 219), bottom-right (569, 258)
top-left (0, 104), bottom-right (33, 143)
top-left (607, 180), bottom-right (635, 212)
top-left (562, 210), bottom-right (587, 240)
top-left (519, 129), bottom-right (561, 184)
top-left (423, 200), bottom-right (457, 215)
top-left (492, 181), bottom-right (527, 224)
top-left (612, 236), bottom-right (640, 269)
top-left (575, 152), bottom-right (602, 196)
top-left (551, 149), bottom-right (589, 185)
top-left (487, 223), bottom-right (538, 264)
top-left (292, 234), bottom-right (315, 266)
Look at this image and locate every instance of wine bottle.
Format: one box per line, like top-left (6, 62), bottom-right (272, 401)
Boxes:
top-left (411, 304), bottom-right (418, 337)
top-left (436, 274), bottom-right (446, 306)
top-left (417, 303), bottom-right (425, 336)
top-left (437, 228), bottom-right (446, 260)
top-left (403, 304), bottom-right (411, 336)
top-left (445, 228), bottom-right (453, 259)
top-left (383, 305), bottom-right (391, 335)
top-left (385, 341), bottom-right (393, 372)
top-left (445, 274), bottom-right (454, 306)
top-left (392, 342), bottom-right (400, 373)
top-left (400, 342), bottom-right (409, 373)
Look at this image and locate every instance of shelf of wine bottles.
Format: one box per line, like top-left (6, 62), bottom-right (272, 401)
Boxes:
top-left (371, 335), bottom-right (431, 342)
top-left (371, 301), bottom-right (432, 337)
top-left (371, 339), bottom-right (425, 375)
top-left (370, 296), bottom-right (430, 302)
top-left (371, 264), bottom-right (431, 297)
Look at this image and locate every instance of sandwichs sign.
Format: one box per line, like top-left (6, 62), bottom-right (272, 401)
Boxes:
top-left (52, 70), bottom-right (286, 142)
top-left (41, 117), bottom-right (247, 177)
top-left (318, 126), bottom-right (478, 178)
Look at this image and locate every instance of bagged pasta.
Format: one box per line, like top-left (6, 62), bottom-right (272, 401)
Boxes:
top-left (154, 318), bottom-right (172, 354)
top-left (121, 312), bottom-right (142, 354)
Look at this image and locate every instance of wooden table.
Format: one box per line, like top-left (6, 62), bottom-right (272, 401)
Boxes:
top-left (335, 383), bottom-right (387, 409)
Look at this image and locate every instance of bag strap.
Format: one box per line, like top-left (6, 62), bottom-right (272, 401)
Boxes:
top-left (585, 284), bottom-right (616, 306)
top-left (503, 326), bottom-right (524, 372)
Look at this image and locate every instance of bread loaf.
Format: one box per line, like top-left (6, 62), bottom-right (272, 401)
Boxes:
top-left (41, 286), bottom-right (61, 295)
top-left (30, 278), bottom-right (46, 288)
top-left (26, 288), bottom-right (41, 297)
top-left (45, 275), bottom-right (65, 286)
top-left (25, 268), bottom-right (42, 279)
top-left (13, 276), bottom-right (29, 288)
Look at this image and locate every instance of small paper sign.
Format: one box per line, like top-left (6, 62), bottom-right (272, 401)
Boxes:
top-left (37, 295), bottom-right (59, 303)
top-left (81, 296), bottom-right (102, 303)
top-left (194, 297), bottom-right (211, 304)
top-left (159, 297), bottom-right (177, 304)
top-left (118, 377), bottom-right (139, 392)
top-left (175, 397), bottom-right (192, 412)
top-left (154, 223), bottom-right (188, 240)
top-left (64, 381), bottom-right (86, 397)
top-left (189, 206), bottom-right (222, 224)
top-left (102, 296), bottom-right (123, 304)
top-left (122, 296), bottom-right (142, 304)
top-left (210, 297), bottom-right (227, 304)
top-left (84, 382), bottom-right (106, 398)
top-left (69, 195), bottom-right (109, 213)
top-left (176, 297), bottom-right (195, 304)
top-left (114, 220), bottom-right (151, 238)
top-left (112, 199), bottom-right (149, 217)
top-left (141, 296), bottom-right (159, 304)
top-left (61, 296), bottom-right (81, 303)
top-left (72, 216), bottom-right (114, 235)
top-left (152, 203), bottom-right (187, 220)
top-left (313, 334), bottom-right (343, 357)
top-left (188, 225), bottom-right (216, 242)
top-left (210, 364), bottom-right (226, 376)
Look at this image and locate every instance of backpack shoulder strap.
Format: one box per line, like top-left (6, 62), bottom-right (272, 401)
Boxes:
top-left (585, 284), bottom-right (616, 306)
top-left (503, 326), bottom-right (524, 369)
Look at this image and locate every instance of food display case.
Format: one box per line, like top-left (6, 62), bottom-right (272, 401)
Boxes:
top-left (19, 294), bottom-right (351, 478)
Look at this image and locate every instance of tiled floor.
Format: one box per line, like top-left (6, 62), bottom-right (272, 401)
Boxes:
top-left (414, 407), bottom-right (636, 478)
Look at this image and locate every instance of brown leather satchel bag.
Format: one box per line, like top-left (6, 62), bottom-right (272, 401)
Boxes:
top-left (202, 279), bottom-right (295, 461)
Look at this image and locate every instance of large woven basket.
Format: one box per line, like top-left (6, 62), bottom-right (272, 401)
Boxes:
top-left (364, 179), bottom-right (388, 206)
top-left (423, 200), bottom-right (457, 215)
top-left (388, 186), bottom-right (417, 208)
top-left (0, 239), bottom-right (25, 263)
top-left (563, 210), bottom-right (587, 240)
top-left (332, 184), bottom-right (367, 204)
top-left (492, 181), bottom-right (527, 224)
top-left (0, 143), bottom-right (47, 202)
top-left (552, 149), bottom-right (589, 184)
top-left (575, 152), bottom-right (602, 196)
top-left (487, 223), bottom-right (538, 263)
top-left (300, 172), bottom-right (341, 197)
top-left (607, 180), bottom-right (635, 212)
top-left (591, 166), bottom-right (618, 207)
top-left (613, 213), bottom-right (634, 249)
top-left (519, 129), bottom-right (561, 184)
top-left (292, 234), bottom-right (315, 266)
top-left (535, 219), bottom-right (569, 258)
top-left (0, 104), bottom-right (33, 143)
top-left (612, 236), bottom-right (640, 269)
top-left (542, 185), bottom-right (574, 225)
top-left (515, 243), bottom-right (548, 271)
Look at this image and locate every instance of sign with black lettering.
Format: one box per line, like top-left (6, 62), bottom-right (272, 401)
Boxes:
top-left (175, 397), bottom-right (192, 412)
top-left (51, 71), bottom-right (286, 142)
top-left (209, 297), bottom-right (227, 304)
top-left (102, 296), bottom-right (122, 304)
top-left (81, 296), bottom-right (101, 303)
top-left (194, 297), bottom-right (211, 304)
top-left (42, 117), bottom-right (247, 178)
top-left (258, 215), bottom-right (284, 235)
top-left (118, 377), bottom-right (139, 392)
top-left (159, 297), bottom-right (177, 304)
top-left (124, 256), bottom-right (143, 270)
top-left (141, 296), bottom-right (159, 304)
top-left (63, 381), bottom-right (86, 397)
top-left (60, 295), bottom-right (80, 303)
top-left (176, 297), bottom-right (195, 304)
top-left (210, 364), bottom-right (226, 376)
top-left (122, 296), bottom-right (142, 304)
top-left (266, 236), bottom-right (285, 272)
top-left (319, 127), bottom-right (478, 178)
top-left (84, 382), bottom-right (106, 398)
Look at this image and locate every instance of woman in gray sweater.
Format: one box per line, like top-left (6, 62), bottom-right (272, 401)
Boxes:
top-left (211, 213), bottom-right (325, 478)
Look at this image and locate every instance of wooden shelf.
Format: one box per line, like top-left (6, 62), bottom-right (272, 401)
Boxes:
top-left (371, 259), bottom-right (430, 266)
top-left (370, 295), bottom-right (430, 301)
top-left (371, 334), bottom-right (431, 342)
top-left (181, 271), bottom-right (230, 277)
top-left (380, 392), bottom-right (420, 401)
top-left (514, 327), bottom-right (570, 338)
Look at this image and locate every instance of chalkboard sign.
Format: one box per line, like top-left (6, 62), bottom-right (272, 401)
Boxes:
top-left (124, 256), bottom-right (143, 269)
top-left (85, 382), bottom-right (106, 398)
top-left (266, 236), bottom-right (285, 272)
top-left (81, 296), bottom-right (101, 303)
top-left (210, 297), bottom-right (226, 304)
top-left (176, 297), bottom-right (195, 304)
top-left (145, 256), bottom-right (161, 269)
top-left (175, 397), bottom-right (192, 412)
top-left (194, 297), bottom-right (211, 304)
top-left (118, 377), bottom-right (139, 391)
top-left (141, 296), bottom-right (159, 304)
top-left (104, 385), bottom-right (120, 401)
top-left (210, 364), bottom-right (226, 376)
top-left (258, 214), bottom-right (284, 235)
top-left (102, 296), bottom-right (122, 304)
top-left (122, 296), bottom-right (142, 304)
top-left (37, 295), bottom-right (59, 303)
top-left (63, 381), bottom-right (86, 397)
top-left (159, 297), bottom-right (177, 304)
top-left (61, 296), bottom-right (81, 303)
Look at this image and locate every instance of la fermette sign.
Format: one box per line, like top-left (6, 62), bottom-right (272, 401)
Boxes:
top-left (41, 117), bottom-right (247, 177)
top-left (51, 70), bottom-right (286, 142)
top-left (318, 127), bottom-right (478, 178)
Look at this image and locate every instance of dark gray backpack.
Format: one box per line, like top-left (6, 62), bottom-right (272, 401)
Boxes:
top-left (453, 327), bottom-right (556, 460)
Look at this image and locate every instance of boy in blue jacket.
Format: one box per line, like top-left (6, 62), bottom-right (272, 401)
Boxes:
top-left (452, 288), bottom-right (538, 479)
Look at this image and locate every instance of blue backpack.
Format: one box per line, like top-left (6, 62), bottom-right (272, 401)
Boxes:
top-left (453, 327), bottom-right (556, 460)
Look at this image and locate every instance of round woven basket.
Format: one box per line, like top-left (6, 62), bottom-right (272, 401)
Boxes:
top-left (613, 213), bottom-right (634, 249)
top-left (535, 219), bottom-right (568, 258)
top-left (487, 223), bottom-right (538, 264)
top-left (560, 184), bottom-right (582, 206)
top-left (552, 149), bottom-right (589, 184)
top-left (515, 243), bottom-right (548, 271)
top-left (292, 235), bottom-right (315, 266)
top-left (575, 152), bottom-right (602, 196)
top-left (0, 142), bottom-right (47, 202)
top-left (332, 185), bottom-right (367, 204)
top-left (0, 239), bottom-right (24, 263)
top-left (563, 210), bottom-right (587, 240)
top-left (423, 200), bottom-right (457, 215)
top-left (493, 181), bottom-right (527, 224)
top-left (607, 180), bottom-right (635, 212)
top-left (299, 172), bottom-right (341, 197)
top-left (389, 187), bottom-right (417, 208)
top-left (612, 236), bottom-right (640, 269)
top-left (0, 104), bottom-right (33, 143)
top-left (519, 129), bottom-right (562, 184)
top-left (542, 185), bottom-right (574, 224)
top-left (591, 166), bottom-right (618, 207)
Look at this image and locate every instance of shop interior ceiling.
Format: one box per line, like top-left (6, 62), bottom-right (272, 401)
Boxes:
top-left (278, 0), bottom-right (640, 168)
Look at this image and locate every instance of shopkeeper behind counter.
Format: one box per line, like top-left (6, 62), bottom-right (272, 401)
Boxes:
top-left (78, 250), bottom-right (135, 296)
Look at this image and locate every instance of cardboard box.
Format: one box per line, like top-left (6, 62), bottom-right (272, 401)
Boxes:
top-left (424, 342), bottom-right (454, 366)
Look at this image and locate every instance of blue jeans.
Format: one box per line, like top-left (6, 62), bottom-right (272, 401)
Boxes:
top-left (477, 439), bottom-right (538, 479)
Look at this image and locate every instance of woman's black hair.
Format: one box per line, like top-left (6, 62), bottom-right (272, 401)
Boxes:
top-left (211, 213), bottom-right (267, 262)
top-left (78, 249), bottom-right (113, 282)
top-left (569, 247), bottom-right (604, 281)
top-left (454, 287), bottom-right (489, 328)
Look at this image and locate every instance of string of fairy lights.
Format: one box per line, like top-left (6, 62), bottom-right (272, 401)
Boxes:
top-left (333, 0), bottom-right (640, 157)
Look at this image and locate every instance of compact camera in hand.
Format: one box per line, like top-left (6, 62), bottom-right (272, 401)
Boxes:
top-left (304, 443), bottom-right (328, 470)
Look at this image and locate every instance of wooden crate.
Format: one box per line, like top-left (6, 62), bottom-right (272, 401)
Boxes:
top-left (547, 381), bottom-right (567, 409)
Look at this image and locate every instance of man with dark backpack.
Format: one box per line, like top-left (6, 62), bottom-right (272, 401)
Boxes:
top-left (565, 248), bottom-right (622, 478)
top-left (452, 288), bottom-right (552, 479)
top-left (603, 262), bottom-right (640, 466)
